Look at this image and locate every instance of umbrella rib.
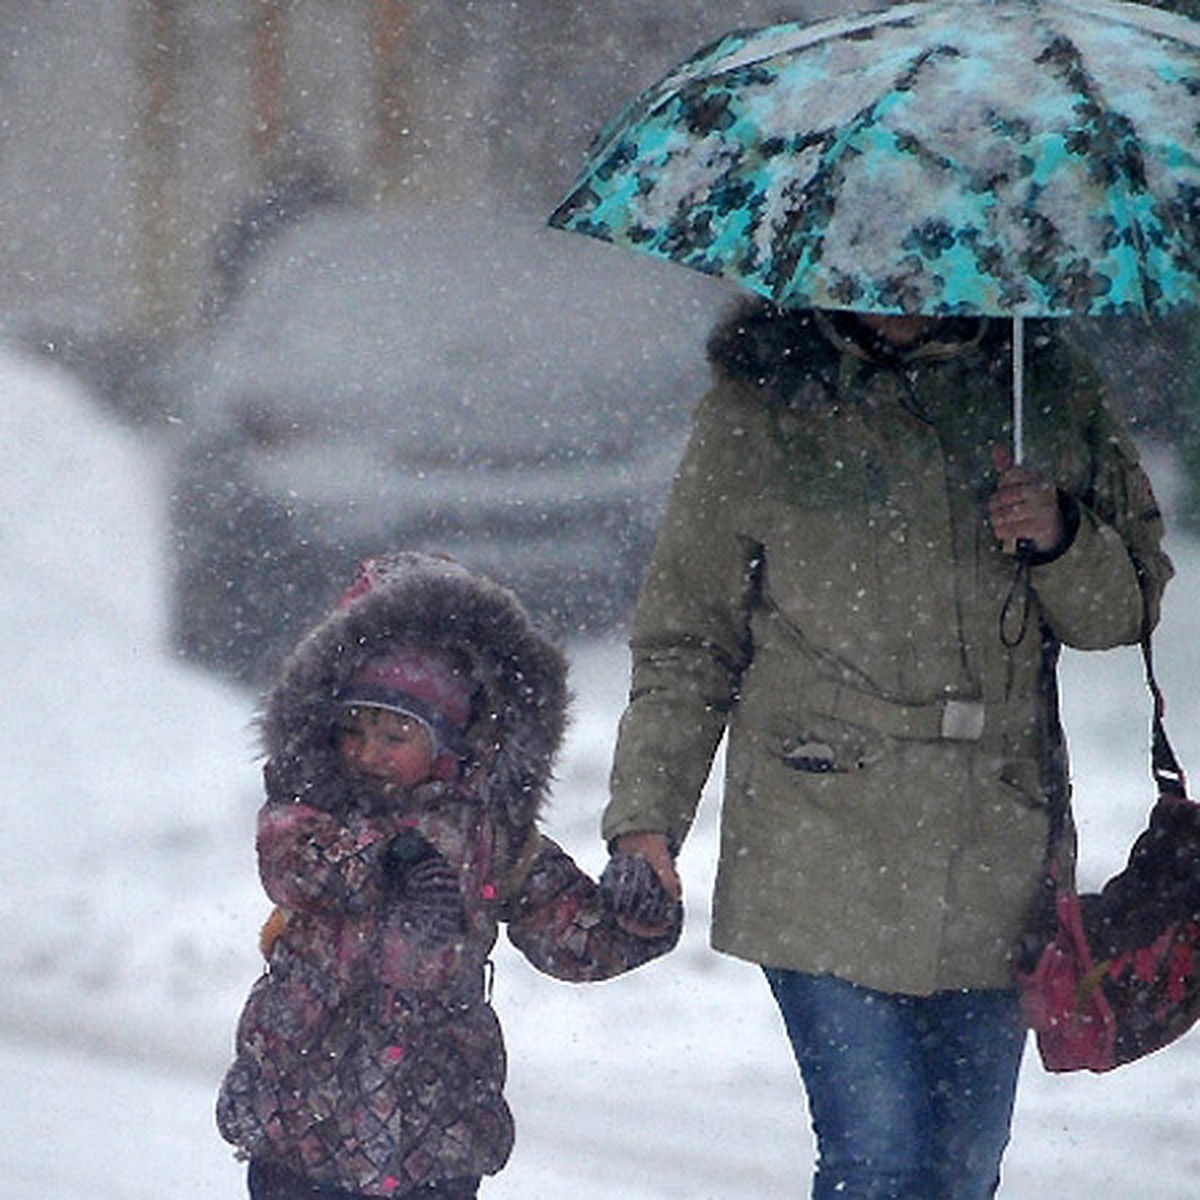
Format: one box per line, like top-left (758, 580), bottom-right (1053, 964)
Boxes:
top-left (650, 5), bottom-right (928, 112)
top-left (582, 3), bottom-right (935, 183)
top-left (1033, 28), bottom-right (1156, 314)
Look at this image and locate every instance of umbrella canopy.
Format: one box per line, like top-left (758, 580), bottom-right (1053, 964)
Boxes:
top-left (549, 0), bottom-right (1200, 322)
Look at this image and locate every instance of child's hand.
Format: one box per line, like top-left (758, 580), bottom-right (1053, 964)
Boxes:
top-left (384, 831), bottom-right (466, 944)
top-left (601, 849), bottom-right (680, 938)
top-left (612, 832), bottom-right (681, 900)
top-left (401, 855), bottom-right (467, 945)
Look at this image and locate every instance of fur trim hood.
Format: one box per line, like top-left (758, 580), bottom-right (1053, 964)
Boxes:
top-left (705, 297), bottom-right (1049, 405)
top-left (260, 551), bottom-right (570, 834)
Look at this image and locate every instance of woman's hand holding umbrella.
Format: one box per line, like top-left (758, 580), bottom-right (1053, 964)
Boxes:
top-left (989, 446), bottom-right (1066, 557)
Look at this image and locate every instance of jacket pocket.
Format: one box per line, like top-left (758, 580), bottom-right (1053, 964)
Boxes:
top-left (997, 757), bottom-right (1052, 811)
top-left (777, 725), bottom-right (873, 774)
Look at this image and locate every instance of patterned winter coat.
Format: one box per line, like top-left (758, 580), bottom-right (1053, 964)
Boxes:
top-left (217, 553), bottom-right (679, 1197)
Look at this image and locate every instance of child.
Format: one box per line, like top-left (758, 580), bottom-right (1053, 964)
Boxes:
top-left (216, 551), bottom-right (679, 1200)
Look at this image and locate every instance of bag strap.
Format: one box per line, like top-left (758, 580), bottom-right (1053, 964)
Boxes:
top-left (1039, 624), bottom-right (1186, 856)
top-left (1141, 631), bottom-right (1188, 800)
top-left (1031, 572), bottom-right (1187, 907)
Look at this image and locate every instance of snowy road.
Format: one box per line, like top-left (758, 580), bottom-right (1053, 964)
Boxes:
top-left (11, 1020), bottom-right (1200, 1200)
top-left (0, 1036), bottom-right (244, 1199)
top-left (0, 1014), bottom-right (801, 1200)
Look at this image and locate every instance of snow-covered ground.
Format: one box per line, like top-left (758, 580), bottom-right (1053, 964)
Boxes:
top-left (4, 345), bottom-right (1200, 1197)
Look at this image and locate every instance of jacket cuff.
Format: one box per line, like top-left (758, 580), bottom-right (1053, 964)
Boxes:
top-left (1026, 491), bottom-right (1080, 566)
top-left (601, 812), bottom-right (679, 854)
top-left (1029, 504), bottom-right (1144, 646)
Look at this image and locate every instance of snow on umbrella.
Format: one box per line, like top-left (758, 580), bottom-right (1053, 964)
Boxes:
top-left (549, 0), bottom-right (1200, 457)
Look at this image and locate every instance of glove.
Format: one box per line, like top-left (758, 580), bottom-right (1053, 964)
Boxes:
top-left (600, 852), bottom-right (678, 930)
top-left (403, 855), bottom-right (468, 945)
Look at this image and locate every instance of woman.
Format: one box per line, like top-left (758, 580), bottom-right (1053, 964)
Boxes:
top-left (600, 302), bottom-right (1172, 1198)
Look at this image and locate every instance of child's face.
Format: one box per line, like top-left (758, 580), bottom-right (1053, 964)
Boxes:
top-left (336, 706), bottom-right (436, 790)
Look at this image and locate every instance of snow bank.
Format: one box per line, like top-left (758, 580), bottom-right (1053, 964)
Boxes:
top-left (0, 351), bottom-right (263, 1068)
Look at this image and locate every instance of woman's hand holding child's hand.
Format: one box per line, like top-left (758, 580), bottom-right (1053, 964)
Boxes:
top-left (602, 833), bottom-right (682, 937)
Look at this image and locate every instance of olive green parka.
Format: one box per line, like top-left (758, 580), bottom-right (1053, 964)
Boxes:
top-left (603, 305), bottom-right (1173, 994)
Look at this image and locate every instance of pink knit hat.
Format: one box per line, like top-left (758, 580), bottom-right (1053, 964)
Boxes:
top-left (335, 648), bottom-right (474, 759)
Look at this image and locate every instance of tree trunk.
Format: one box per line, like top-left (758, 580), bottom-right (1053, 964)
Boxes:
top-left (132, 0), bottom-right (187, 335)
top-left (251, 0), bottom-right (289, 171)
top-left (369, 0), bottom-right (413, 199)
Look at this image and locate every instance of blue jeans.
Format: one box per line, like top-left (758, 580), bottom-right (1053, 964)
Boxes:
top-left (764, 969), bottom-right (1026, 1200)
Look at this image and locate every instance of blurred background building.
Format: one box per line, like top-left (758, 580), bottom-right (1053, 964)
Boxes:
top-left (3, 0), bottom-right (1195, 414)
top-left (2, 0), bottom-right (1197, 682)
top-left (0, 1), bottom-right (820, 364)
top-left (0, 1), bottom-right (823, 680)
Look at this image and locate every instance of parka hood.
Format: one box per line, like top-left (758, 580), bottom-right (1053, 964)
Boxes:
top-left (260, 551), bottom-right (570, 833)
top-left (706, 298), bottom-right (1046, 404)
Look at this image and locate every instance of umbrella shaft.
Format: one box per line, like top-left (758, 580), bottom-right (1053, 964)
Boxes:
top-left (1013, 316), bottom-right (1024, 466)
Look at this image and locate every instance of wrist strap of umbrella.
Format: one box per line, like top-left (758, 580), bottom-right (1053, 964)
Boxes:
top-left (1003, 542), bottom-right (1182, 800)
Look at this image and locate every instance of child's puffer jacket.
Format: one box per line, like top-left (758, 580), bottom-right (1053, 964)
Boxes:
top-left (216, 553), bottom-right (679, 1196)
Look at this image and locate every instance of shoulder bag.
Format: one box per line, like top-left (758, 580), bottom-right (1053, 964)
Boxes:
top-left (1015, 633), bottom-right (1200, 1071)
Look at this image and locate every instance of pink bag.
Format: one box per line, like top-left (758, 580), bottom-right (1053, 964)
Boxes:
top-left (1015, 636), bottom-right (1200, 1072)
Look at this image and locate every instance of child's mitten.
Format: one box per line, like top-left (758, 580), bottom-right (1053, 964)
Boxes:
top-left (402, 854), bottom-right (467, 945)
top-left (384, 830), bottom-right (467, 945)
top-left (600, 852), bottom-right (678, 929)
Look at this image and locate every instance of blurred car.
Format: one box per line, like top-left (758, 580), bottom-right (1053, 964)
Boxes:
top-left (165, 205), bottom-right (735, 684)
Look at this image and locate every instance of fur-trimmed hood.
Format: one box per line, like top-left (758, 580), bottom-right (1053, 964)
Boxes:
top-left (705, 297), bottom-right (1048, 405)
top-left (260, 551), bottom-right (570, 835)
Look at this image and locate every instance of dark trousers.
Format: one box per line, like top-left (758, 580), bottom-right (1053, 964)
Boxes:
top-left (248, 1160), bottom-right (480, 1200)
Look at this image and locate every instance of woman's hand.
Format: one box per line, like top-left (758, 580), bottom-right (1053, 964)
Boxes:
top-left (988, 446), bottom-right (1065, 554)
top-left (600, 852), bottom-right (677, 932)
top-left (613, 831), bottom-right (682, 899)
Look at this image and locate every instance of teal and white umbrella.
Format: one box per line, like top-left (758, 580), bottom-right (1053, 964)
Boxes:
top-left (550, 0), bottom-right (1200, 456)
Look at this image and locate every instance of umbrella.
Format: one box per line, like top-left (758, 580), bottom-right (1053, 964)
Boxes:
top-left (549, 0), bottom-right (1200, 458)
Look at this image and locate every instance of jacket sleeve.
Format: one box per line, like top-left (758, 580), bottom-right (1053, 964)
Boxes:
top-left (504, 835), bottom-right (680, 982)
top-left (603, 385), bottom-right (761, 848)
top-left (256, 799), bottom-right (397, 914)
top-left (1031, 370), bottom-right (1173, 650)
